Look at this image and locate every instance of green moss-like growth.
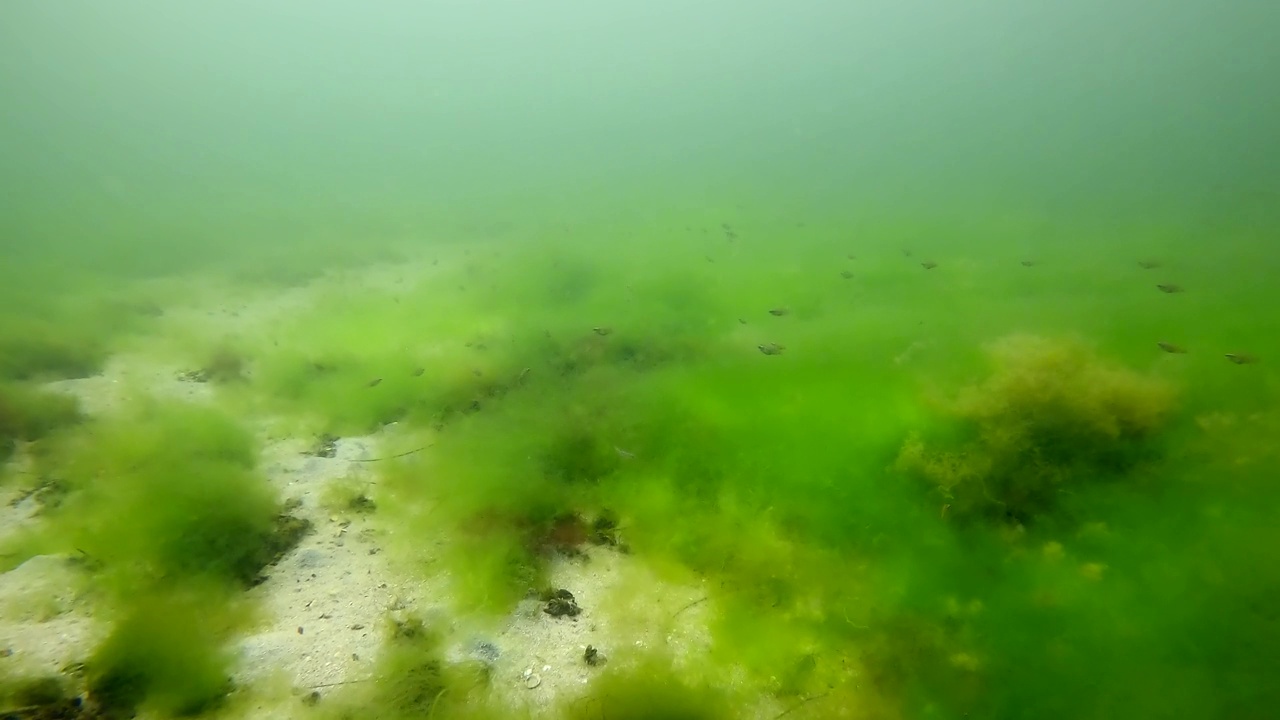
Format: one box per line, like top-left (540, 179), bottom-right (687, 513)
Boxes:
top-left (200, 345), bottom-right (248, 384)
top-left (0, 383), bottom-right (81, 462)
top-left (897, 335), bottom-right (1176, 522)
top-left (0, 674), bottom-right (73, 712)
top-left (37, 402), bottom-right (307, 588)
top-left (319, 477), bottom-right (377, 516)
top-left (0, 271), bottom-right (165, 383)
top-left (538, 425), bottom-right (623, 486)
top-left (566, 659), bottom-right (733, 720)
top-left (0, 320), bottom-right (107, 381)
top-left (859, 611), bottom-right (988, 718)
top-left (321, 615), bottom-right (496, 720)
top-left (85, 590), bottom-right (239, 717)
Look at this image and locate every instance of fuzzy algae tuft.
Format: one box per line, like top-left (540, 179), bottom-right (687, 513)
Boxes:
top-left (0, 383), bottom-right (81, 463)
top-left (897, 335), bottom-right (1176, 523)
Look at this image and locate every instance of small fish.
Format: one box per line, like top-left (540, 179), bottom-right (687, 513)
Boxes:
top-left (840, 270), bottom-right (854, 279)
top-left (902, 248), bottom-right (914, 257)
top-left (738, 318), bottom-right (748, 324)
top-left (412, 367), bottom-right (425, 377)
top-left (847, 254), bottom-right (856, 260)
top-left (614, 446), bottom-right (636, 459)
top-left (758, 343), bottom-right (785, 356)
top-left (1137, 260), bottom-right (1161, 269)
top-left (1225, 353), bottom-right (1258, 365)
top-left (592, 327), bottom-right (613, 336)
top-left (1157, 342), bottom-right (1187, 354)
top-left (517, 367), bottom-right (531, 382)
top-left (768, 308), bottom-right (790, 317)
top-left (920, 261), bottom-right (937, 270)
top-left (1021, 260), bottom-right (1037, 267)
top-left (1156, 283), bottom-right (1184, 294)
top-left (366, 378), bottom-right (382, 388)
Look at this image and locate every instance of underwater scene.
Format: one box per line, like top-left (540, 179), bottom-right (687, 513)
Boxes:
top-left (2, 1), bottom-right (1278, 719)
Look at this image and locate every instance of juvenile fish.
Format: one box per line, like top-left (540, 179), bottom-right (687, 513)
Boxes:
top-left (758, 343), bottom-right (785, 356)
top-left (1225, 353), bottom-right (1259, 365)
top-left (920, 261), bottom-right (938, 270)
top-left (1157, 342), bottom-right (1187, 354)
top-left (768, 308), bottom-right (790, 317)
top-left (1156, 283), bottom-right (1184, 293)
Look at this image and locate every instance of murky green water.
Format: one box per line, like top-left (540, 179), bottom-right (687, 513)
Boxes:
top-left (2, 2), bottom-right (1278, 718)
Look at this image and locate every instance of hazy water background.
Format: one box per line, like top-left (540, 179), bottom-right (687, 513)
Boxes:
top-left (3, 0), bottom-right (1278, 273)
top-left (3, 2), bottom-right (1280, 719)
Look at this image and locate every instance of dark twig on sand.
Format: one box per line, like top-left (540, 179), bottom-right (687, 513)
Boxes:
top-left (305, 677), bottom-right (377, 690)
top-left (351, 444), bottom-right (433, 463)
top-left (673, 595), bottom-right (708, 618)
top-left (774, 691), bottom-right (830, 719)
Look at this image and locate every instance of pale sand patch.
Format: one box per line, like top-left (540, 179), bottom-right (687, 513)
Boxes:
top-left (42, 353), bottom-right (216, 417)
top-left (0, 554), bottom-right (105, 684)
top-left (232, 433), bottom-right (421, 695)
top-left (470, 547), bottom-right (720, 716)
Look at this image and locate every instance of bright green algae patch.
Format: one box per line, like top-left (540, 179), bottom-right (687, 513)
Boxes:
top-left (2, 214), bottom-right (1277, 719)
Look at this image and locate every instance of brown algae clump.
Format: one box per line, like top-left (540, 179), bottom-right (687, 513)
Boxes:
top-left (897, 335), bottom-right (1176, 522)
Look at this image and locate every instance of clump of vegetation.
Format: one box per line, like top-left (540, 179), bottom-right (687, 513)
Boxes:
top-left (319, 477), bottom-right (377, 515)
top-left (565, 658), bottom-right (733, 720)
top-left (0, 272), bottom-right (165, 383)
top-left (320, 615), bottom-right (495, 720)
top-left (0, 674), bottom-right (74, 713)
top-left (85, 590), bottom-right (240, 717)
top-left (0, 321), bottom-right (107, 382)
top-left (858, 610), bottom-right (989, 718)
top-left (196, 345), bottom-right (249, 384)
top-left (897, 335), bottom-right (1176, 522)
top-left (28, 402), bottom-right (308, 588)
top-left (539, 425), bottom-right (623, 485)
top-left (0, 383), bottom-right (81, 462)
